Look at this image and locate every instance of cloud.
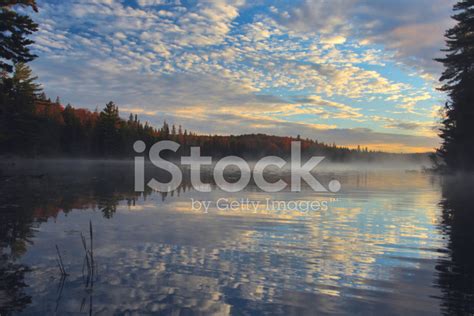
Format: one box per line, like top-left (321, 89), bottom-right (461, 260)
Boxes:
top-left (371, 115), bottom-right (438, 137)
top-left (386, 122), bottom-right (423, 130)
top-left (294, 95), bottom-right (363, 119)
top-left (279, 0), bottom-right (456, 74)
top-left (320, 35), bottom-right (346, 45)
top-left (398, 93), bottom-right (432, 113)
top-left (281, 0), bottom-right (350, 36)
top-left (28, 0), bottom-right (445, 152)
top-left (137, 0), bottom-right (181, 7)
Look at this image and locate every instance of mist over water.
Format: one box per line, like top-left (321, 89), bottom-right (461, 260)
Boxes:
top-left (0, 160), bottom-right (473, 315)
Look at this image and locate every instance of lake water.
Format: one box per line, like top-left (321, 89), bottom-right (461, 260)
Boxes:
top-left (0, 161), bottom-right (473, 315)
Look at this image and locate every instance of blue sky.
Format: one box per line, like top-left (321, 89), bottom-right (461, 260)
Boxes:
top-left (28, 0), bottom-right (455, 152)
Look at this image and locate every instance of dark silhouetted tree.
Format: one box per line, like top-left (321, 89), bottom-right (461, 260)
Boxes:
top-left (161, 120), bottom-right (169, 139)
top-left (435, 0), bottom-right (474, 171)
top-left (0, 0), bottom-right (38, 73)
top-left (0, 62), bottom-right (41, 153)
top-left (96, 101), bottom-right (121, 156)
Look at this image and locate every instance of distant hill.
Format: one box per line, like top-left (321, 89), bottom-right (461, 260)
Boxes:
top-left (1, 97), bottom-right (431, 163)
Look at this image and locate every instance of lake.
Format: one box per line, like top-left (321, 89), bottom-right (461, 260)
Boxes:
top-left (0, 160), bottom-right (473, 315)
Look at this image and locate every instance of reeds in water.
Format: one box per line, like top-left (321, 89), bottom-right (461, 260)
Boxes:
top-left (55, 244), bottom-right (68, 276)
top-left (81, 220), bottom-right (96, 288)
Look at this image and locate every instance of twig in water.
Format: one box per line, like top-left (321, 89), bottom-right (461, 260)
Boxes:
top-left (55, 244), bottom-right (68, 276)
top-left (80, 221), bottom-right (96, 288)
top-left (81, 236), bottom-right (92, 288)
top-left (55, 274), bottom-right (67, 313)
top-left (89, 220), bottom-right (94, 272)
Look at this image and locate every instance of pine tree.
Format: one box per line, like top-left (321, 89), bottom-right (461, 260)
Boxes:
top-left (435, 0), bottom-right (474, 171)
top-left (11, 62), bottom-right (41, 97)
top-left (100, 101), bottom-right (119, 123)
top-left (97, 101), bottom-right (121, 155)
top-left (0, 0), bottom-right (38, 73)
top-left (0, 62), bottom-right (40, 153)
top-left (61, 103), bottom-right (80, 153)
top-left (161, 120), bottom-right (170, 139)
top-left (37, 91), bottom-right (47, 100)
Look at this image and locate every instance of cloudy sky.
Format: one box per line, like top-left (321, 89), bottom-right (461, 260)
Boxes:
top-left (29, 0), bottom-right (455, 152)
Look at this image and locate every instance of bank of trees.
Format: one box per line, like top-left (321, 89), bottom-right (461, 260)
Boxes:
top-left (0, 64), bottom-right (161, 157)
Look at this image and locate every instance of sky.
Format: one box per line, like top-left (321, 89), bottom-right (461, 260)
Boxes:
top-left (28, 0), bottom-right (456, 153)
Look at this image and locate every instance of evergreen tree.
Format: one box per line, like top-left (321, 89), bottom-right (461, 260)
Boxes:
top-left (61, 104), bottom-right (79, 153)
top-left (96, 101), bottom-right (121, 156)
top-left (0, 62), bottom-right (41, 153)
top-left (161, 120), bottom-right (169, 139)
top-left (11, 62), bottom-right (41, 98)
top-left (37, 91), bottom-right (47, 100)
top-left (0, 0), bottom-right (38, 73)
top-left (435, 0), bottom-right (474, 171)
top-left (100, 101), bottom-right (120, 125)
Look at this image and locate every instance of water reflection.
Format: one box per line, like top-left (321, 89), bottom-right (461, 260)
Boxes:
top-left (0, 161), bottom-right (473, 314)
top-left (437, 176), bottom-right (474, 315)
top-left (0, 256), bottom-right (30, 315)
top-left (0, 200), bottom-right (36, 315)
